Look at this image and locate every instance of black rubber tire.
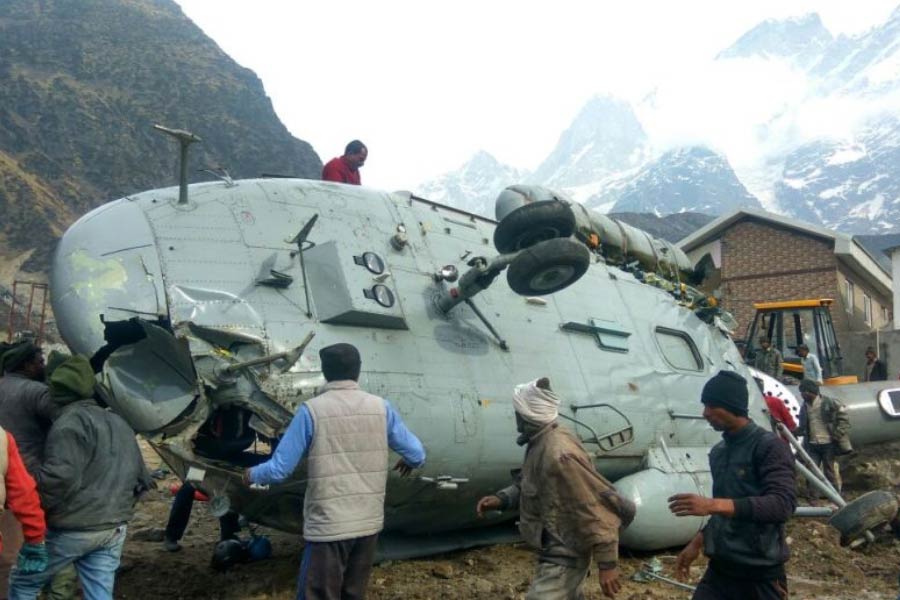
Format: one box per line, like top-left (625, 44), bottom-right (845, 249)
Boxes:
top-left (829, 490), bottom-right (898, 545)
top-left (493, 200), bottom-right (576, 254)
top-left (507, 238), bottom-right (591, 296)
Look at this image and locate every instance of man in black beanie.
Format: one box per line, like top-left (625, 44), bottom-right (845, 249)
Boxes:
top-left (668, 370), bottom-right (796, 600)
top-left (244, 342), bottom-right (425, 600)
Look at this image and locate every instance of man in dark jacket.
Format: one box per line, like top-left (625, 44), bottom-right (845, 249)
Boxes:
top-left (0, 342), bottom-right (55, 475)
top-left (864, 347), bottom-right (888, 382)
top-left (669, 370), bottom-right (796, 600)
top-left (0, 342), bottom-right (77, 600)
top-left (8, 355), bottom-right (151, 600)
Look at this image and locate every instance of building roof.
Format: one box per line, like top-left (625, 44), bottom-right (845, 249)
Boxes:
top-left (678, 207), bottom-right (892, 298)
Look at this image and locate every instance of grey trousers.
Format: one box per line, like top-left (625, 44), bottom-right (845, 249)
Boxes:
top-left (297, 534), bottom-right (378, 600)
top-left (525, 561), bottom-right (591, 600)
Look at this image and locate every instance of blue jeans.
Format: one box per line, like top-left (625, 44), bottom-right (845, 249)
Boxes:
top-left (8, 525), bottom-right (126, 600)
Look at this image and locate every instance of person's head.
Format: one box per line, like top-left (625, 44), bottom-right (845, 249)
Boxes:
top-left (343, 140), bottom-right (367, 170)
top-left (319, 343), bottom-right (361, 382)
top-left (45, 350), bottom-right (71, 379)
top-left (700, 370), bottom-right (750, 432)
top-left (799, 378), bottom-right (820, 403)
top-left (865, 347), bottom-right (877, 363)
top-left (512, 377), bottom-right (559, 433)
top-left (2, 341), bottom-right (45, 381)
top-left (797, 344), bottom-right (809, 358)
top-left (758, 336), bottom-right (770, 351)
top-left (49, 354), bottom-right (96, 407)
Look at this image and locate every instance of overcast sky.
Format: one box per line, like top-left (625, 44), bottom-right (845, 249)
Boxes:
top-left (174, 1), bottom-right (898, 190)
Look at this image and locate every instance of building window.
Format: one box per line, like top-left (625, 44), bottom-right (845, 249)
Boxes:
top-left (844, 279), bottom-right (854, 314)
top-left (863, 294), bottom-right (872, 326)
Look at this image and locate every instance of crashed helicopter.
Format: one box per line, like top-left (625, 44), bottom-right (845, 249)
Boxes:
top-left (49, 126), bottom-right (900, 556)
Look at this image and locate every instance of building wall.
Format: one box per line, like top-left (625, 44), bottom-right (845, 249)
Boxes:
top-left (719, 219), bottom-right (837, 336)
top-left (893, 248), bottom-right (900, 329)
top-left (834, 265), bottom-right (893, 336)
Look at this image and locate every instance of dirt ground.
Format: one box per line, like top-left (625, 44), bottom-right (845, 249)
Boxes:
top-left (112, 443), bottom-right (900, 600)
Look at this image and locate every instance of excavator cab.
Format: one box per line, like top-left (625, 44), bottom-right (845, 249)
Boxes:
top-left (744, 299), bottom-right (857, 385)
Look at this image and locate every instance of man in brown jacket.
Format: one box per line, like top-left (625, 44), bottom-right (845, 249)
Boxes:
top-left (476, 378), bottom-right (634, 599)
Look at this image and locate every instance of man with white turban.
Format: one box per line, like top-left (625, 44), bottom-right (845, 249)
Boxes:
top-left (476, 378), bottom-right (635, 599)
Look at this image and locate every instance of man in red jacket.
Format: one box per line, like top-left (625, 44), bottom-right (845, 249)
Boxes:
top-left (0, 426), bottom-right (48, 583)
top-left (321, 140), bottom-right (367, 185)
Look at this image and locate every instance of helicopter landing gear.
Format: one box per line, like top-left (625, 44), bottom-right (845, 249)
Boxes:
top-left (493, 200), bottom-right (576, 253)
top-left (506, 238), bottom-right (591, 296)
top-left (829, 489), bottom-right (898, 546)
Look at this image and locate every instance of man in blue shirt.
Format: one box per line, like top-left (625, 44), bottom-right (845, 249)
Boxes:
top-left (243, 343), bottom-right (425, 600)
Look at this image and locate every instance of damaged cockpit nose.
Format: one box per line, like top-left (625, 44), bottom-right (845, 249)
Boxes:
top-left (97, 318), bottom-right (200, 434)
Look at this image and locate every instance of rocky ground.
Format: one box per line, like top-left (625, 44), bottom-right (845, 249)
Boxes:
top-left (112, 443), bottom-right (900, 600)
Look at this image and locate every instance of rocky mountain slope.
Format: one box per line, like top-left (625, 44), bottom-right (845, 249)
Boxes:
top-left (0, 0), bottom-right (321, 272)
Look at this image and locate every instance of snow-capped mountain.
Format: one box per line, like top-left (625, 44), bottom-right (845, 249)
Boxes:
top-left (717, 13), bottom-right (833, 69)
top-left (810, 5), bottom-right (900, 95)
top-left (527, 96), bottom-right (648, 195)
top-left (586, 147), bottom-right (761, 215)
top-left (418, 8), bottom-right (900, 235)
top-left (415, 151), bottom-right (526, 218)
top-left (714, 7), bottom-right (900, 232)
top-left (775, 117), bottom-right (900, 233)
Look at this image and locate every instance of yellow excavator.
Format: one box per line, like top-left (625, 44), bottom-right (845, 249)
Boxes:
top-left (743, 298), bottom-right (858, 385)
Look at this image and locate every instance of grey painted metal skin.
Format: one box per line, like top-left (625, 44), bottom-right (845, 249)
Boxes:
top-left (49, 178), bottom-right (900, 553)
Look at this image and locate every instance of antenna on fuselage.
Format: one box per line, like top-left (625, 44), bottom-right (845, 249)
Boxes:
top-left (286, 214), bottom-right (319, 318)
top-left (153, 124), bottom-right (202, 205)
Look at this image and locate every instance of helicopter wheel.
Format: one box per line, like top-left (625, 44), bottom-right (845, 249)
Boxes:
top-left (493, 200), bottom-right (576, 254)
top-left (829, 490), bottom-right (898, 546)
top-left (507, 238), bottom-right (591, 296)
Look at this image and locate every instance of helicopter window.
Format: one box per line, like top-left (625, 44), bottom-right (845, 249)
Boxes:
top-left (878, 389), bottom-right (900, 418)
top-left (655, 327), bottom-right (703, 371)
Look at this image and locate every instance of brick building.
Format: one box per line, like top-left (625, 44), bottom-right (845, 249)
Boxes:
top-left (678, 208), bottom-right (893, 344)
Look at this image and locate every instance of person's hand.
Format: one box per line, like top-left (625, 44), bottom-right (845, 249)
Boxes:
top-left (674, 535), bottom-right (703, 581)
top-left (241, 468), bottom-right (253, 486)
top-left (597, 567), bottom-right (621, 598)
top-left (392, 459), bottom-right (414, 477)
top-left (475, 495), bottom-right (502, 518)
top-left (668, 493), bottom-right (715, 517)
top-left (17, 542), bottom-right (48, 575)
